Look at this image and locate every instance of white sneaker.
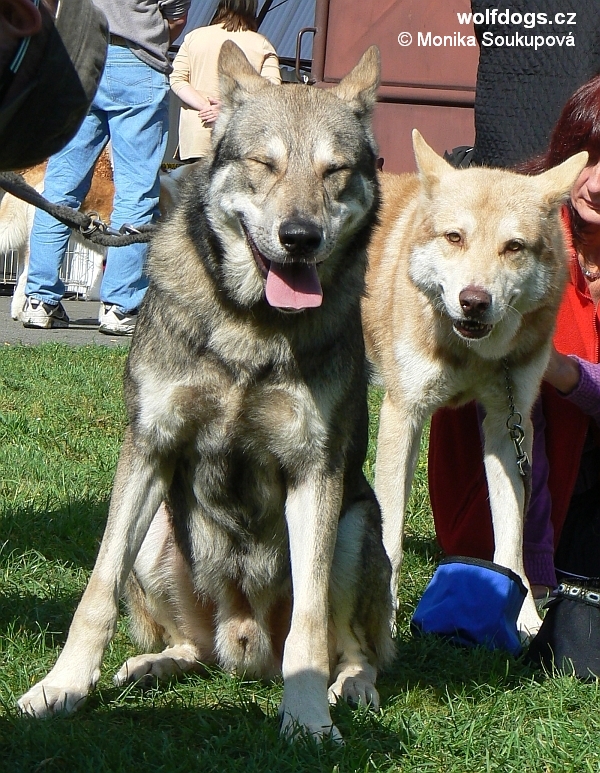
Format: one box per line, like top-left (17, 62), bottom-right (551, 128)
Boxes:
top-left (22, 298), bottom-right (69, 329)
top-left (98, 303), bottom-right (138, 336)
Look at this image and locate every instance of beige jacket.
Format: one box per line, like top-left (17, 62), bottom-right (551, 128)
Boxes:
top-left (170, 24), bottom-right (281, 160)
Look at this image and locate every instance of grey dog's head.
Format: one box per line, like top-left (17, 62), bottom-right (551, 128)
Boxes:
top-left (203, 41), bottom-right (381, 312)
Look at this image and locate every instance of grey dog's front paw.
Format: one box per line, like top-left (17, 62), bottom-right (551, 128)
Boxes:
top-left (114, 653), bottom-right (185, 688)
top-left (279, 707), bottom-right (344, 745)
top-left (328, 675), bottom-right (380, 710)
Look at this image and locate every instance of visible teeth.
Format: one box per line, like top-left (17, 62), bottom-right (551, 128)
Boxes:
top-left (452, 319), bottom-right (493, 338)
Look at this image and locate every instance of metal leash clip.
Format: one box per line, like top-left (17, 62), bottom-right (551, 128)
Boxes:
top-left (503, 359), bottom-right (531, 478)
top-left (506, 411), bottom-right (530, 478)
top-left (119, 223), bottom-right (142, 235)
top-left (79, 210), bottom-right (106, 237)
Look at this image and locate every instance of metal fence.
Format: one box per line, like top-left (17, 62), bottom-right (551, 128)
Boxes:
top-left (0, 238), bottom-right (103, 299)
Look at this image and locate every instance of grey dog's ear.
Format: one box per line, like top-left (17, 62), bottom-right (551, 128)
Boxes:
top-left (330, 45), bottom-right (381, 122)
top-left (213, 41), bottom-right (272, 146)
top-left (217, 40), bottom-right (270, 112)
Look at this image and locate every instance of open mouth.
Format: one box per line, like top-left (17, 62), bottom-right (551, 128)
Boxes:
top-left (452, 319), bottom-right (493, 340)
top-left (243, 225), bottom-right (323, 311)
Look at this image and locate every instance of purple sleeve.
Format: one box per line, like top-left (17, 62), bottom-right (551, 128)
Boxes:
top-left (523, 355), bottom-right (600, 588)
top-left (564, 356), bottom-right (600, 425)
top-left (523, 399), bottom-right (557, 588)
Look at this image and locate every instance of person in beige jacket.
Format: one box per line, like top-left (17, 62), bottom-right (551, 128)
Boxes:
top-left (170, 0), bottom-right (281, 161)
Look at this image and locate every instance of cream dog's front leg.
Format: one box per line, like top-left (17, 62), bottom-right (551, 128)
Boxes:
top-left (279, 473), bottom-right (343, 743)
top-left (18, 431), bottom-right (170, 717)
top-left (482, 408), bottom-right (541, 638)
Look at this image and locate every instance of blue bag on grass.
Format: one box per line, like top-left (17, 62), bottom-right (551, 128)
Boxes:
top-left (411, 557), bottom-right (527, 655)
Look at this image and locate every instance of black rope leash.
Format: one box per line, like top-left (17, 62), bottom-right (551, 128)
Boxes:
top-left (0, 171), bottom-right (158, 247)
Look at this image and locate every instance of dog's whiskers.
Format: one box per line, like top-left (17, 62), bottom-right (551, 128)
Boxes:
top-left (506, 303), bottom-right (523, 323)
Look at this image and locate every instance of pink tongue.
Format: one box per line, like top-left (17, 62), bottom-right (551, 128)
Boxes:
top-left (265, 262), bottom-right (323, 309)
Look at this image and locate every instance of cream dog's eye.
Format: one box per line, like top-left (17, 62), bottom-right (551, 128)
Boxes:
top-left (445, 231), bottom-right (462, 244)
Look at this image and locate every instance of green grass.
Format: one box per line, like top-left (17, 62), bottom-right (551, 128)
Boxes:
top-left (1, 344), bottom-right (600, 771)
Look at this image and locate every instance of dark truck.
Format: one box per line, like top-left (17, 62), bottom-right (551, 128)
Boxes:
top-left (303, 0), bottom-right (479, 172)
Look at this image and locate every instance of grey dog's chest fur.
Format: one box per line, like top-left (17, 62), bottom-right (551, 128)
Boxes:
top-left (125, 309), bottom-right (355, 591)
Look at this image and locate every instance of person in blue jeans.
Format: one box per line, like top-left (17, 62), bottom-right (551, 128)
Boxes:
top-left (22, 0), bottom-right (190, 335)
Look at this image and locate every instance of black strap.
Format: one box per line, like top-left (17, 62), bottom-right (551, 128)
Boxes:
top-left (556, 582), bottom-right (600, 609)
top-left (0, 171), bottom-right (157, 247)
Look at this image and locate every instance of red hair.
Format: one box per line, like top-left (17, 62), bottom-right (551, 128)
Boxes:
top-left (517, 75), bottom-right (600, 244)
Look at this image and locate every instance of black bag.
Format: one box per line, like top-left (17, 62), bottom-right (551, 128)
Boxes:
top-left (526, 580), bottom-right (600, 680)
top-left (443, 146), bottom-right (474, 169)
top-left (554, 484), bottom-right (600, 579)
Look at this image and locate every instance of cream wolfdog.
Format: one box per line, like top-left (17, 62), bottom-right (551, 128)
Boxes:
top-left (18, 43), bottom-right (394, 743)
top-left (362, 130), bottom-right (587, 637)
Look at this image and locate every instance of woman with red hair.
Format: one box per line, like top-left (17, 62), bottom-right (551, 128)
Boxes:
top-left (429, 75), bottom-right (600, 602)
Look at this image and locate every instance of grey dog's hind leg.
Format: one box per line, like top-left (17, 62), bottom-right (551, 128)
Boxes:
top-left (327, 499), bottom-right (395, 710)
top-left (114, 505), bottom-right (215, 687)
top-left (123, 571), bottom-right (166, 653)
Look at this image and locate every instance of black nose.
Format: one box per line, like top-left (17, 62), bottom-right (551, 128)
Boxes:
top-left (278, 219), bottom-right (323, 254)
top-left (459, 286), bottom-right (491, 318)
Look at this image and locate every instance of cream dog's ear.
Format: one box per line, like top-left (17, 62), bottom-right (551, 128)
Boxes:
top-left (412, 129), bottom-right (454, 194)
top-left (536, 151), bottom-right (589, 204)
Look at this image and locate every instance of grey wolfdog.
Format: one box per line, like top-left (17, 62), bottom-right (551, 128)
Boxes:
top-left (18, 42), bottom-right (394, 743)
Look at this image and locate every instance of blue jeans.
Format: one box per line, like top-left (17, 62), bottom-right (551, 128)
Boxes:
top-left (26, 45), bottom-right (169, 313)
